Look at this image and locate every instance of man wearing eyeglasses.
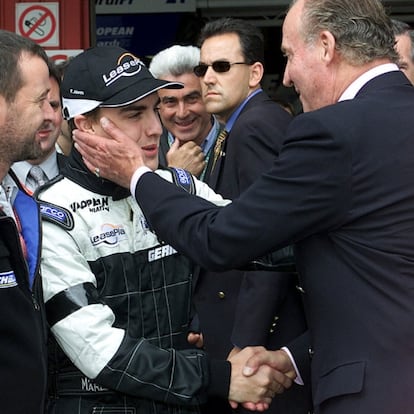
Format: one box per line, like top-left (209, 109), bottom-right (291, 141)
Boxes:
top-left (191, 17), bottom-right (311, 414)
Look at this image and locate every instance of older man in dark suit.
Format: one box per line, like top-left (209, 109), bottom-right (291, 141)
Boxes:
top-left (74, 0), bottom-right (414, 413)
top-left (190, 17), bottom-right (310, 414)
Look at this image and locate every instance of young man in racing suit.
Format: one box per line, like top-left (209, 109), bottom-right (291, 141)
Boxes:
top-left (37, 46), bottom-right (287, 414)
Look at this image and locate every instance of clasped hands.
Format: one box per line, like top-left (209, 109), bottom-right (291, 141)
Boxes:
top-left (227, 346), bottom-right (296, 412)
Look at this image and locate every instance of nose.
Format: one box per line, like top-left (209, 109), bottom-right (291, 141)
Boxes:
top-left (176, 100), bottom-right (189, 118)
top-left (148, 110), bottom-right (163, 137)
top-left (282, 66), bottom-right (293, 88)
top-left (42, 99), bottom-right (55, 121)
top-left (202, 65), bottom-right (216, 84)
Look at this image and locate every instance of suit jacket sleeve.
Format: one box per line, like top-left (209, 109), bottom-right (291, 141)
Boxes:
top-left (285, 331), bottom-right (312, 386)
top-left (135, 113), bottom-right (350, 271)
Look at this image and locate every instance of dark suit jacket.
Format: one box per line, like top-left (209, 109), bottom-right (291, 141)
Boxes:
top-left (135, 71), bottom-right (414, 414)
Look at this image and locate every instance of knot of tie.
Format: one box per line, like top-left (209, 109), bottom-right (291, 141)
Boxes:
top-left (28, 165), bottom-right (47, 189)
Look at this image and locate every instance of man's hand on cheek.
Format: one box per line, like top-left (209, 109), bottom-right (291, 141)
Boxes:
top-left (73, 116), bottom-right (146, 188)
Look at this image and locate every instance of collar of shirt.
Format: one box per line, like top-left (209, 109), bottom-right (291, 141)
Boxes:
top-left (12, 151), bottom-right (59, 184)
top-left (0, 174), bottom-right (19, 218)
top-left (167, 115), bottom-right (221, 155)
top-left (225, 88), bottom-right (263, 132)
top-left (201, 116), bottom-right (221, 154)
top-left (339, 63), bottom-right (399, 102)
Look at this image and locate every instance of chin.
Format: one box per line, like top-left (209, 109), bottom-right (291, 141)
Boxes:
top-left (176, 134), bottom-right (195, 143)
top-left (146, 159), bottom-right (159, 171)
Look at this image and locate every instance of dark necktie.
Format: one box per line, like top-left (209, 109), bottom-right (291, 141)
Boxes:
top-left (211, 129), bottom-right (228, 173)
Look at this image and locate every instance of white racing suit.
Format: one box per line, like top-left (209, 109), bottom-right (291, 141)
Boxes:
top-left (37, 151), bottom-right (230, 414)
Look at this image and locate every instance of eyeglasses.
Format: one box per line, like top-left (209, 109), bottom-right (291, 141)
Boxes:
top-left (193, 61), bottom-right (249, 77)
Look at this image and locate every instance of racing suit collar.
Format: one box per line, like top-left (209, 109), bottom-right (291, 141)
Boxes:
top-left (62, 148), bottom-right (130, 201)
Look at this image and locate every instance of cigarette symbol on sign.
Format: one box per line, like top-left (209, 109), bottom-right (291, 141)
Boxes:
top-left (25, 13), bottom-right (46, 36)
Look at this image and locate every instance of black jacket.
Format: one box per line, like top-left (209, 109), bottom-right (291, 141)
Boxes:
top-left (0, 170), bottom-right (47, 413)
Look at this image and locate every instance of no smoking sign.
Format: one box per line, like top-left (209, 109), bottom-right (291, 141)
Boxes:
top-left (16, 3), bottom-right (59, 47)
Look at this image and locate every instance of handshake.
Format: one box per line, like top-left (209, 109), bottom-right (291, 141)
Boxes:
top-left (227, 347), bottom-right (296, 411)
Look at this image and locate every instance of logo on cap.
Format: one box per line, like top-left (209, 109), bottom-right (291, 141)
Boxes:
top-left (103, 52), bottom-right (143, 87)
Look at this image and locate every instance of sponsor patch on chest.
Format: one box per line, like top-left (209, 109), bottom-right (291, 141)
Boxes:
top-left (70, 197), bottom-right (109, 213)
top-left (90, 223), bottom-right (128, 247)
top-left (148, 244), bottom-right (177, 262)
top-left (80, 376), bottom-right (108, 392)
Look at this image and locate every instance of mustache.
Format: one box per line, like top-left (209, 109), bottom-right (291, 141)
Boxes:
top-left (37, 121), bottom-right (53, 131)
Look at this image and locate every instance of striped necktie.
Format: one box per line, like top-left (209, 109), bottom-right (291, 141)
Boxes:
top-left (28, 165), bottom-right (47, 190)
top-left (211, 129), bottom-right (228, 173)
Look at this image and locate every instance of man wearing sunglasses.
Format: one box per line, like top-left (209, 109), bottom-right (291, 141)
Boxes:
top-left (191, 17), bottom-right (311, 414)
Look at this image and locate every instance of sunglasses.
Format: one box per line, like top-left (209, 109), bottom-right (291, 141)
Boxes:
top-left (193, 61), bottom-right (249, 77)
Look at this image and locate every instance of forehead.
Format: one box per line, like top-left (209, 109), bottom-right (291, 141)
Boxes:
top-left (200, 33), bottom-right (243, 61)
top-left (98, 92), bottom-right (159, 117)
top-left (282, 0), bottom-right (303, 51)
top-left (126, 92), bottom-right (160, 109)
top-left (18, 52), bottom-right (50, 89)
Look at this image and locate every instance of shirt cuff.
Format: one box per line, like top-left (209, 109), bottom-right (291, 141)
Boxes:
top-left (130, 166), bottom-right (152, 195)
top-left (281, 346), bottom-right (304, 385)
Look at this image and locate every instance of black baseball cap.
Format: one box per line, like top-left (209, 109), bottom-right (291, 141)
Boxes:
top-left (61, 46), bottom-right (183, 120)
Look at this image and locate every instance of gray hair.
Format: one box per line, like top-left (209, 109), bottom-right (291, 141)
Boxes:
top-left (292, 0), bottom-right (399, 65)
top-left (149, 45), bottom-right (200, 79)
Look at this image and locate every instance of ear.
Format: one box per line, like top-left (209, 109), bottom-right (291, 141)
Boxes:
top-left (319, 30), bottom-right (336, 64)
top-left (249, 62), bottom-right (264, 88)
top-left (74, 115), bottom-right (95, 133)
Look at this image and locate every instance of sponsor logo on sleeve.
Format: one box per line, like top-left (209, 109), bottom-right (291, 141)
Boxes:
top-left (175, 168), bottom-right (191, 185)
top-left (168, 167), bottom-right (195, 194)
top-left (0, 271), bottom-right (18, 288)
top-left (40, 202), bottom-right (74, 230)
